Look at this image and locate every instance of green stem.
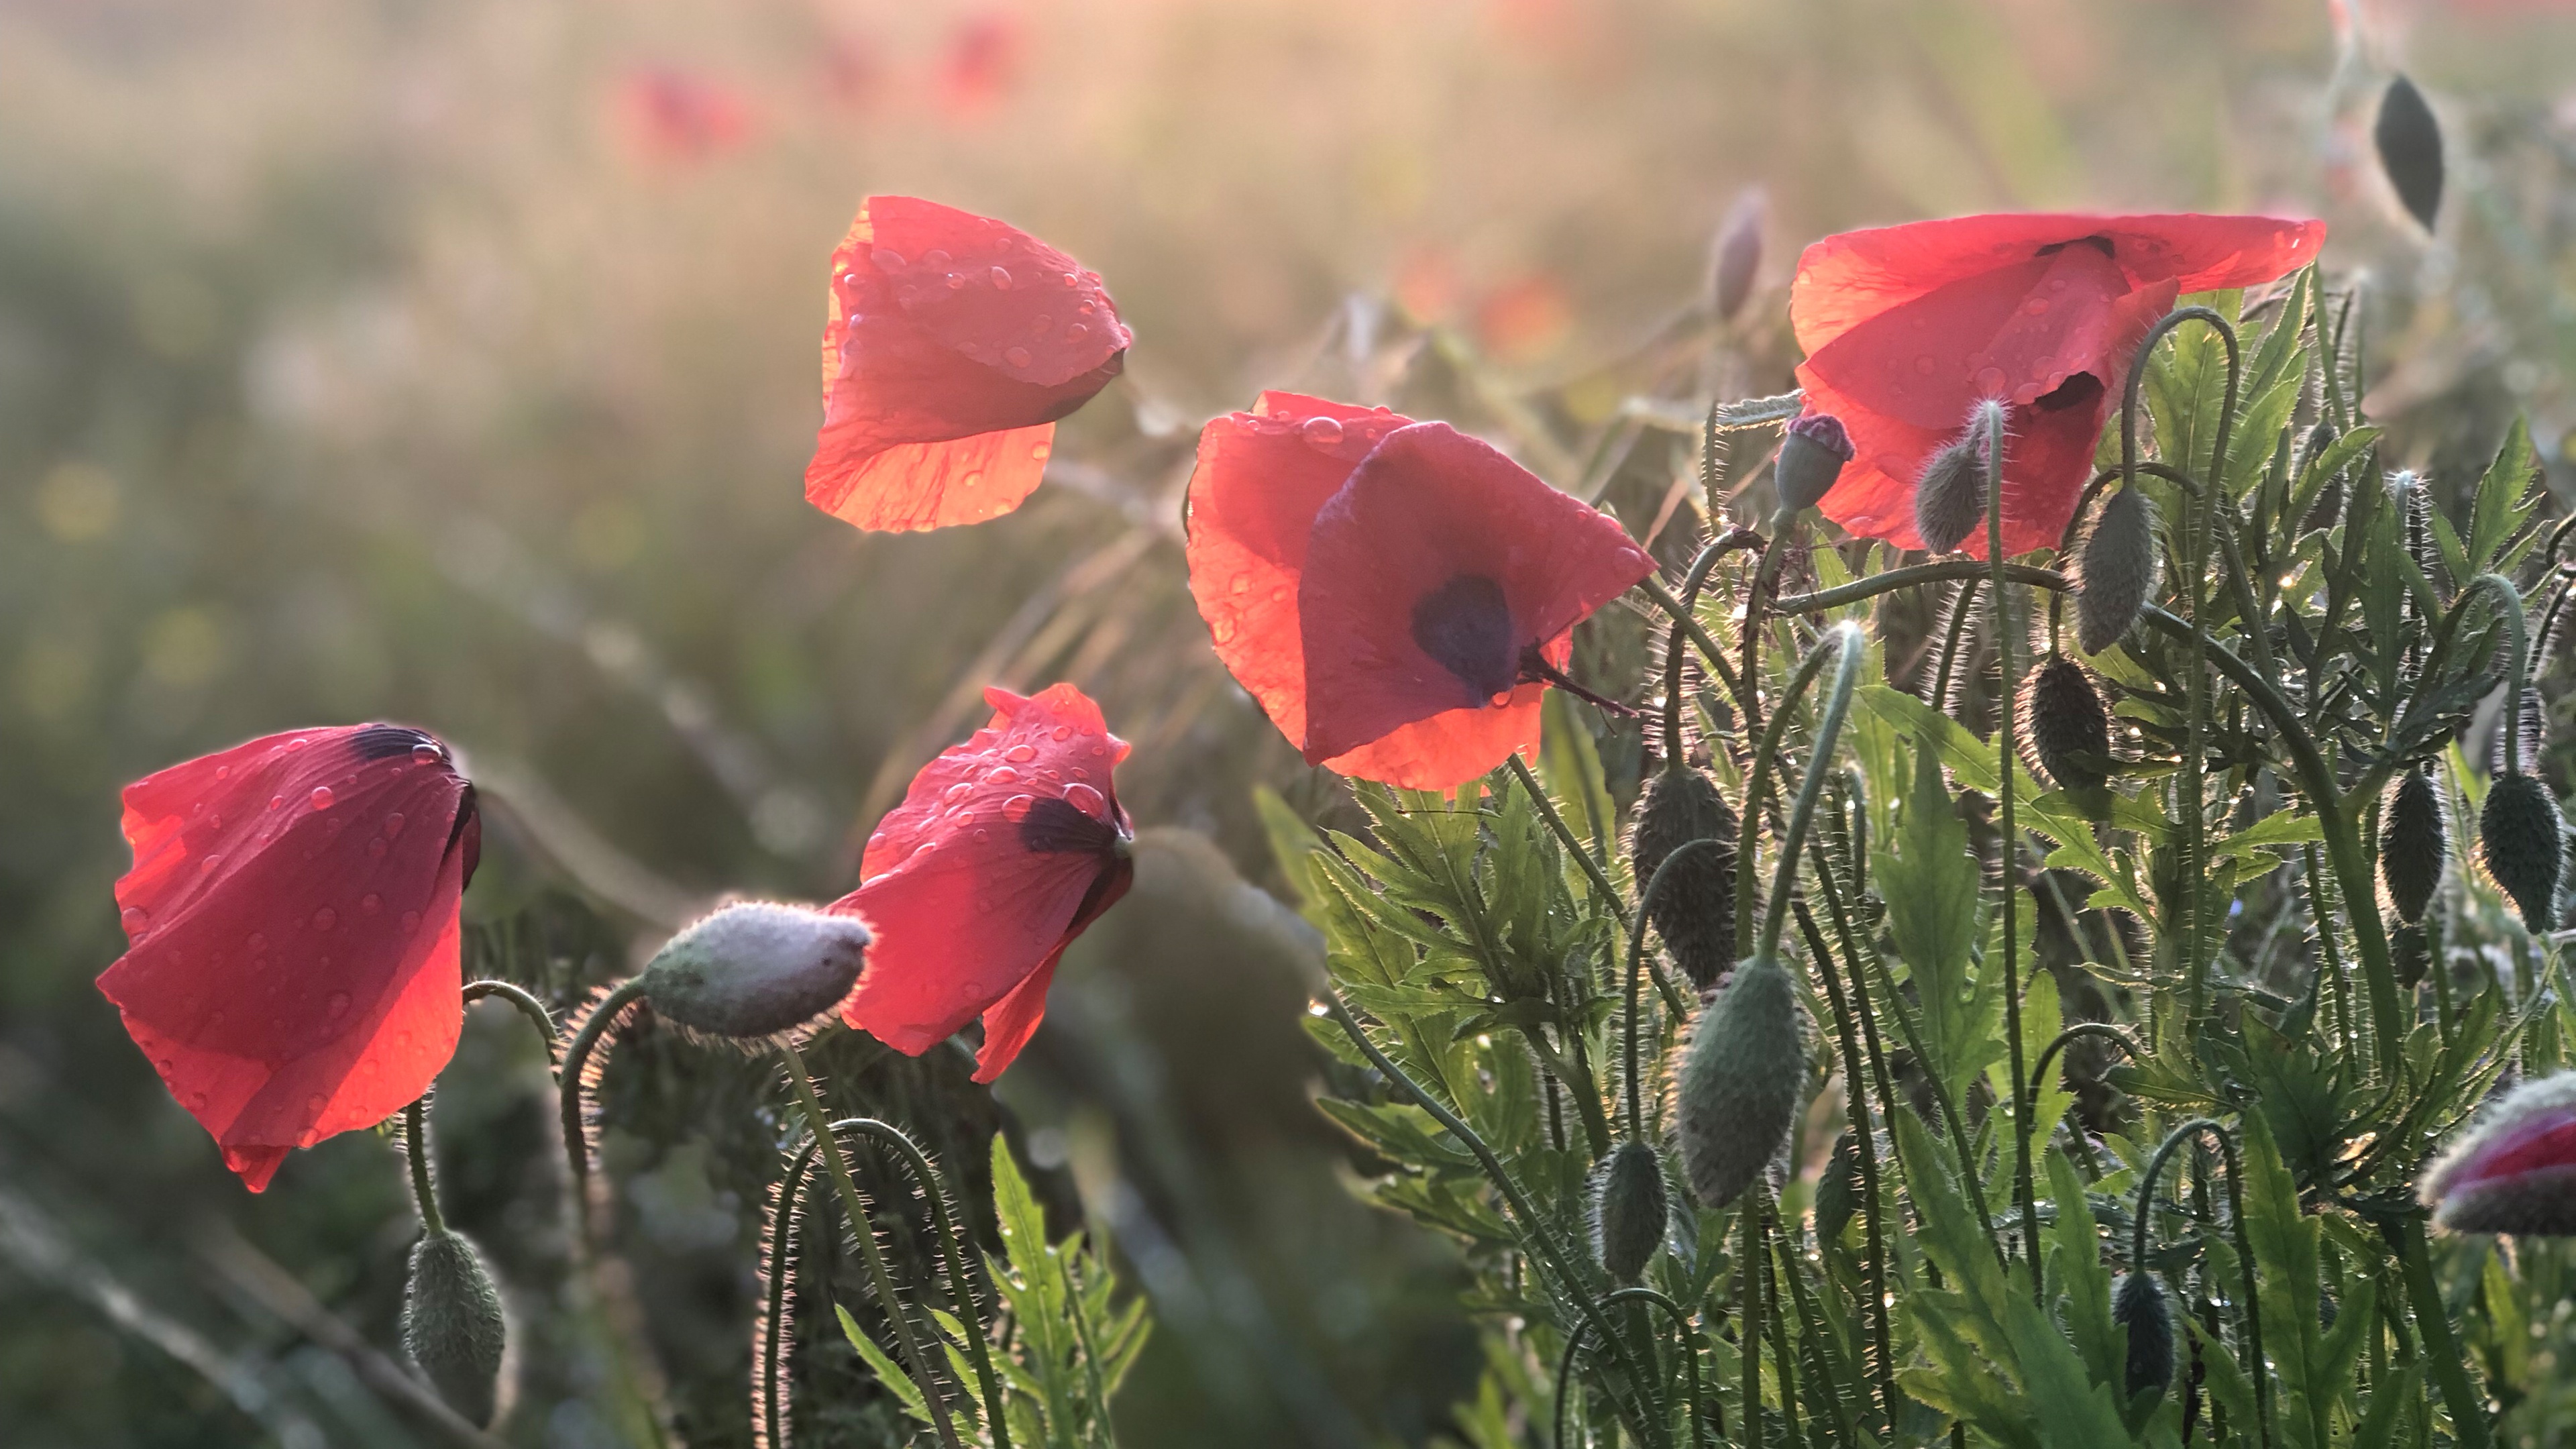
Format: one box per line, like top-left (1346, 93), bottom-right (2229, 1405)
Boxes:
top-left (2027, 1024), bottom-right (2142, 1108)
top-left (759, 1135), bottom-right (828, 1449)
top-left (1554, 1288), bottom-right (1710, 1449)
top-left (1509, 753), bottom-right (1633, 934)
top-left (2135, 1118), bottom-right (2271, 1449)
top-left (1770, 559), bottom-right (2068, 616)
top-left (777, 1042), bottom-right (964, 1449)
top-left (462, 979), bottom-right (559, 1071)
top-left (1634, 576), bottom-right (1756, 733)
top-left (1756, 624), bottom-right (1867, 965)
top-left (404, 1095), bottom-right (445, 1236)
top-left (2390, 1213), bottom-right (2493, 1448)
top-left (1742, 515), bottom-right (1799, 739)
top-left (1976, 401), bottom-right (2042, 1308)
top-left (559, 976), bottom-right (650, 1230)
top-left (1759, 1193), bottom-right (1805, 1449)
top-left (1790, 894), bottom-right (1896, 1422)
top-left (1627, 839), bottom-right (1730, 1137)
top-left (1933, 577), bottom-right (1980, 714)
top-left (1739, 1197), bottom-right (1763, 1449)
top-left (1733, 631), bottom-right (1847, 959)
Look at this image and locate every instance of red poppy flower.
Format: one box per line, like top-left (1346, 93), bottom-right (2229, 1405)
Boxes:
top-left (2423, 1071), bottom-right (2576, 1234)
top-left (833, 684), bottom-right (1131, 1083)
top-left (618, 68), bottom-right (754, 162)
top-left (804, 197), bottom-right (1130, 533)
top-left (1790, 212), bottom-right (2324, 556)
top-left (1185, 393), bottom-right (1656, 789)
top-left (95, 725), bottom-right (480, 1191)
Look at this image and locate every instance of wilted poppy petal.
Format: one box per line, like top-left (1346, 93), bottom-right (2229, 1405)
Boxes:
top-left (805, 197), bottom-right (1128, 533)
top-left (838, 684), bottom-right (1131, 1081)
top-left (1184, 392), bottom-right (1415, 749)
top-left (1297, 423), bottom-right (1653, 780)
top-left (96, 725), bottom-right (476, 1191)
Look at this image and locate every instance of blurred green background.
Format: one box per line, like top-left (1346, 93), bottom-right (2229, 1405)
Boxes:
top-left (5, 0), bottom-right (2575, 1444)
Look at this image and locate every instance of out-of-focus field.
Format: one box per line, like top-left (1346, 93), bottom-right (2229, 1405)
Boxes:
top-left (4, 1), bottom-right (2573, 1445)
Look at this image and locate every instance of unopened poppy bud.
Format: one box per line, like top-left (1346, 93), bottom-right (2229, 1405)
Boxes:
top-left (2112, 1271), bottom-right (2174, 1401)
top-left (1672, 953), bottom-right (1804, 1210)
top-left (1591, 1140), bottom-right (1670, 1282)
top-left (2422, 1070), bottom-right (2576, 1234)
top-left (1774, 413), bottom-right (1854, 514)
top-left (2392, 923), bottom-right (2431, 989)
top-left (2479, 772), bottom-right (2563, 933)
top-left (2381, 769), bottom-right (2448, 924)
top-left (2375, 74), bottom-right (2444, 233)
top-left (1709, 188), bottom-right (1766, 323)
top-left (405, 1229), bottom-right (508, 1428)
top-left (1628, 767), bottom-right (1739, 991)
top-left (2023, 656), bottom-right (2113, 793)
top-left (1912, 430), bottom-right (1988, 555)
top-left (1813, 1129), bottom-right (1860, 1242)
top-left (639, 902), bottom-right (872, 1045)
top-left (2077, 486), bottom-right (2161, 654)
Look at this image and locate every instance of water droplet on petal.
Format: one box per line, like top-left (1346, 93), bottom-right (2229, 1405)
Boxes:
top-left (189, 1091), bottom-right (209, 1109)
top-left (1030, 440), bottom-right (1051, 462)
top-left (1031, 313), bottom-right (1051, 333)
top-left (1975, 366), bottom-right (2006, 394)
top-left (1061, 271), bottom-right (1078, 287)
top-left (2024, 297), bottom-right (2050, 316)
top-left (268, 796), bottom-right (285, 812)
top-left (1005, 345), bottom-right (1032, 368)
top-left (871, 248), bottom-right (908, 271)
top-left (285, 737), bottom-right (309, 751)
top-left (1490, 690), bottom-right (1514, 707)
top-left (973, 827), bottom-right (990, 841)
top-left (325, 993), bottom-right (350, 1018)
top-left (360, 894), bottom-right (382, 914)
top-left (1004, 794), bottom-right (1036, 822)
top-left (986, 766), bottom-right (1020, 786)
top-left (1913, 354), bottom-right (1935, 375)
top-left (962, 470), bottom-right (983, 488)
top-left (382, 812), bottom-right (405, 838)
top-left (945, 782), bottom-right (974, 805)
top-left (1301, 416), bottom-right (1344, 447)
top-left (412, 743), bottom-right (443, 765)
top-left (309, 786), bottom-right (334, 810)
top-left (1004, 744), bottom-right (1038, 763)
top-left (400, 911), bottom-right (421, 933)
top-left (201, 854), bottom-right (221, 875)
top-left (922, 248), bottom-right (951, 269)
top-left (990, 265), bottom-right (1013, 288)
top-left (312, 906), bottom-right (337, 931)
top-left (215, 765), bottom-right (231, 780)
top-left (1066, 322), bottom-right (1089, 341)
top-left (1053, 725), bottom-right (1073, 741)
top-left (946, 272), bottom-right (967, 290)
top-left (121, 907), bottom-right (149, 934)
top-left (1064, 782), bottom-right (1106, 816)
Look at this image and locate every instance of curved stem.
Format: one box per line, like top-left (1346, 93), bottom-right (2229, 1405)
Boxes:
top-left (404, 1095), bottom-right (445, 1236)
top-left (776, 1043), bottom-right (964, 1449)
top-left (1509, 753), bottom-right (1633, 934)
top-left (1554, 1288), bottom-right (1709, 1449)
top-left (2028, 1023), bottom-right (2143, 1104)
top-left (1933, 577), bottom-right (1980, 714)
top-left (758, 1134), bottom-right (827, 1449)
top-left (1771, 560), bottom-right (2069, 616)
top-left (1665, 531), bottom-right (1765, 764)
top-left (2134, 1118), bottom-right (2271, 1449)
top-left (1733, 633), bottom-right (1841, 959)
top-left (1323, 990), bottom-right (1666, 1444)
top-left (1978, 402), bottom-right (2043, 1307)
top-left (1635, 576), bottom-right (1755, 731)
top-left (1791, 892), bottom-right (1895, 1418)
top-left (559, 976), bottom-right (650, 1227)
top-left (1627, 839), bottom-right (1730, 1138)
top-left (462, 979), bottom-right (559, 1071)
top-left (1741, 515), bottom-right (1802, 740)
top-left (1756, 624), bottom-right (1867, 965)
top-left (2399, 573), bottom-right (2530, 771)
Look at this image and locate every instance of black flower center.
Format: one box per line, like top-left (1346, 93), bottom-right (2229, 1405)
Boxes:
top-left (1411, 574), bottom-right (1518, 702)
top-left (1020, 796), bottom-right (1125, 857)
top-left (2035, 235), bottom-right (2115, 260)
top-left (353, 724), bottom-right (442, 761)
top-left (2034, 371), bottom-right (2104, 413)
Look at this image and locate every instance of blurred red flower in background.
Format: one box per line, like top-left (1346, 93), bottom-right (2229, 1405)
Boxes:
top-left (1186, 394), bottom-right (1654, 789)
top-left (805, 196), bottom-right (1130, 533)
top-left (939, 11), bottom-right (1023, 118)
top-left (1790, 211), bottom-right (2323, 555)
top-left (834, 685), bottom-right (1132, 1083)
top-left (618, 67), bottom-right (753, 162)
top-left (96, 726), bottom-right (479, 1191)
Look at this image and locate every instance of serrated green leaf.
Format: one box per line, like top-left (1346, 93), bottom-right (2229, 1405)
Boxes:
top-left (839, 1303), bottom-right (934, 1426)
top-left (2469, 416), bottom-right (2541, 574)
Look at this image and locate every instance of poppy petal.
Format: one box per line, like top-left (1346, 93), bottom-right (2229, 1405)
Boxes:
top-left (95, 725), bottom-right (474, 1191)
top-left (860, 684), bottom-right (1128, 879)
top-left (1297, 423), bottom-right (1652, 780)
top-left (1319, 634), bottom-right (1568, 790)
top-left (1792, 211), bottom-right (2326, 358)
top-left (806, 197), bottom-right (1127, 533)
top-left (1184, 392), bottom-right (1415, 749)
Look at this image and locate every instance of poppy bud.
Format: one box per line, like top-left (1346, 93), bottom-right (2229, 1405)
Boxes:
top-left (1672, 953), bottom-right (1805, 1210)
top-left (2375, 74), bottom-right (2444, 233)
top-left (1913, 430), bottom-right (1988, 555)
top-left (1709, 188), bottom-right (1766, 323)
top-left (2023, 656), bottom-right (2113, 792)
top-left (639, 902), bottom-right (873, 1046)
top-left (404, 1229), bottom-right (508, 1428)
top-left (2112, 1270), bottom-right (2174, 1401)
top-left (2392, 923), bottom-right (2431, 989)
top-left (2479, 772), bottom-right (2564, 934)
top-left (1628, 767), bottom-right (1740, 991)
top-left (2422, 1069), bottom-right (2576, 1234)
top-left (1813, 1129), bottom-right (1860, 1242)
top-left (1774, 413), bottom-right (1854, 515)
top-left (2077, 486), bottom-right (2161, 655)
top-left (2380, 769), bottom-right (2448, 924)
top-left (1591, 1140), bottom-right (1670, 1282)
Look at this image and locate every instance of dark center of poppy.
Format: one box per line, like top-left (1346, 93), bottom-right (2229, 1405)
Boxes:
top-left (2035, 235), bottom-right (2115, 260)
top-left (2033, 371), bottom-right (2104, 413)
top-left (1020, 796), bottom-right (1126, 857)
top-left (353, 724), bottom-right (442, 761)
top-left (1411, 574), bottom-right (1519, 702)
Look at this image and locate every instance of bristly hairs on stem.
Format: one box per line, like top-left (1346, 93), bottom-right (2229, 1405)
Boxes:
top-left (2133, 1118), bottom-right (2273, 1449)
top-left (559, 976), bottom-right (652, 1242)
top-left (753, 1134), bottom-right (829, 1449)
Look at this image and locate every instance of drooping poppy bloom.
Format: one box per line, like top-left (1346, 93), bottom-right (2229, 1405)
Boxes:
top-left (96, 725), bottom-right (480, 1191)
top-left (617, 67), bottom-right (755, 162)
top-left (1185, 393), bottom-right (1656, 789)
top-left (1790, 212), bottom-right (2325, 556)
top-left (804, 197), bottom-right (1130, 533)
top-left (2422, 1070), bottom-right (2576, 1234)
top-left (833, 684), bottom-right (1131, 1083)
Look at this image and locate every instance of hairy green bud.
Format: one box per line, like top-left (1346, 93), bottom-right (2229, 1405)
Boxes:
top-left (1591, 1140), bottom-right (1670, 1282)
top-left (2023, 656), bottom-right (2113, 793)
top-left (1911, 429), bottom-right (1988, 556)
top-left (1629, 767), bottom-right (1739, 991)
top-left (2112, 1270), bottom-right (2174, 1401)
top-left (1672, 953), bottom-right (1804, 1210)
top-left (639, 902), bottom-right (872, 1045)
top-left (1774, 413), bottom-right (1854, 515)
top-left (1813, 1130), bottom-right (1860, 1243)
top-left (2380, 769), bottom-right (2448, 924)
top-left (2375, 74), bottom-right (2444, 233)
top-left (405, 1229), bottom-right (507, 1428)
top-left (2076, 486), bottom-right (2161, 655)
top-left (2479, 772), bottom-right (2563, 934)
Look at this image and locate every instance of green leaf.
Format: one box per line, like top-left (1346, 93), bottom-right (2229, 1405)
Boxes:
top-left (1876, 744), bottom-right (1984, 1093)
top-left (2469, 416), bottom-right (2541, 574)
top-left (1855, 684), bottom-right (2089, 845)
top-left (2047, 1149), bottom-right (2120, 1395)
top-left (839, 1303), bottom-right (934, 1426)
top-left (2239, 1113), bottom-right (2331, 1449)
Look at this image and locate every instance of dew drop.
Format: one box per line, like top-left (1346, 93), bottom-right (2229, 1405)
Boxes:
top-left (201, 854), bottom-right (222, 875)
top-left (309, 786), bottom-right (334, 810)
top-left (215, 764), bottom-right (231, 780)
top-left (1053, 725), bottom-right (1074, 741)
top-left (1089, 744), bottom-right (1108, 757)
top-left (1030, 440), bottom-right (1052, 462)
top-left (411, 743), bottom-right (443, 765)
top-left (1003, 794), bottom-right (1036, 821)
top-left (2023, 297), bottom-right (2050, 316)
top-left (312, 906), bottom-right (337, 931)
top-left (268, 796), bottom-right (285, 812)
top-left (208, 813), bottom-right (221, 830)
top-left (1061, 270), bottom-right (1079, 287)
top-left (1031, 313), bottom-right (1052, 333)
top-left (871, 248), bottom-right (908, 271)
top-left (1975, 366), bottom-right (2007, 394)
top-left (1489, 690), bottom-right (1515, 707)
top-left (985, 766), bottom-right (1020, 786)
top-left (946, 272), bottom-right (967, 290)
top-left (382, 812), bottom-right (406, 839)
top-left (189, 1091), bottom-right (209, 1109)
top-left (1066, 322), bottom-right (1089, 341)
top-left (945, 782), bottom-right (975, 805)
top-left (325, 992), bottom-right (350, 1018)
top-left (1301, 416), bottom-right (1344, 447)
top-left (1077, 301), bottom-right (1095, 315)
top-left (962, 470), bottom-right (983, 488)
top-left (1212, 618), bottom-right (1236, 642)
top-left (285, 737), bottom-right (309, 751)
top-left (121, 906), bottom-right (149, 934)
top-left (922, 248), bottom-right (951, 269)
top-left (1913, 354), bottom-right (1935, 375)
top-left (974, 827), bottom-right (990, 841)
top-left (1004, 744), bottom-right (1038, 763)
top-left (1005, 345), bottom-right (1033, 368)
top-left (1064, 782), bottom-right (1106, 816)
top-left (1269, 586), bottom-right (1288, 602)
top-left (990, 265), bottom-right (1014, 289)
top-left (360, 893), bottom-right (382, 915)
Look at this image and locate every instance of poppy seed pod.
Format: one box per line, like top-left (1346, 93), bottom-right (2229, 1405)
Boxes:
top-left (1672, 953), bottom-right (1805, 1210)
top-left (1591, 1140), bottom-right (1670, 1282)
top-left (2023, 657), bottom-right (2113, 792)
top-left (2112, 1271), bottom-right (2174, 1401)
top-left (2381, 769), bottom-right (2449, 924)
top-left (1628, 767), bottom-right (1739, 991)
top-left (405, 1229), bottom-right (508, 1428)
top-left (2479, 772), bottom-right (2564, 933)
top-left (1814, 1129), bottom-right (1860, 1242)
top-left (2077, 486), bottom-right (2161, 655)
top-left (1913, 429), bottom-right (1988, 555)
top-left (638, 903), bottom-right (872, 1046)
top-left (2422, 1069), bottom-right (2576, 1234)
top-left (2375, 74), bottom-right (2444, 233)
top-left (1774, 413), bottom-right (1854, 515)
